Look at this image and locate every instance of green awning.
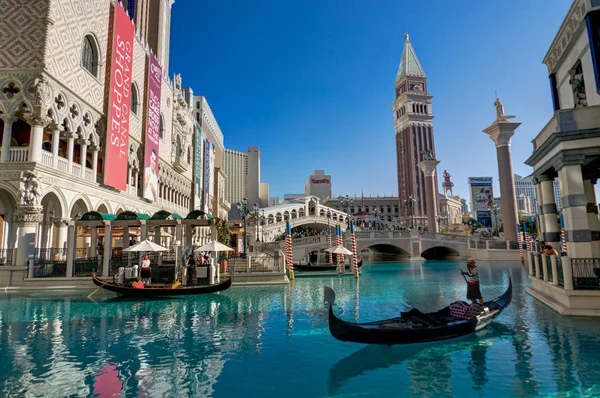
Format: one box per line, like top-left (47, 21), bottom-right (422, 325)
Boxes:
top-left (205, 213), bottom-right (213, 219)
top-left (116, 211), bottom-right (150, 221)
top-left (150, 210), bottom-right (182, 220)
top-left (79, 211), bottom-right (117, 221)
top-left (185, 210), bottom-right (206, 220)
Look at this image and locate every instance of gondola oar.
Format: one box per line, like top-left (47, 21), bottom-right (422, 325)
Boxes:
top-left (460, 268), bottom-right (468, 283)
top-left (88, 270), bottom-right (122, 299)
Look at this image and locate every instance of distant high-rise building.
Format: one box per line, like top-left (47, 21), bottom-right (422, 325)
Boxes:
top-left (268, 197), bottom-right (280, 207)
top-left (304, 170), bottom-right (332, 202)
top-left (393, 34), bottom-right (438, 227)
top-left (224, 149), bottom-right (247, 214)
top-left (259, 182), bottom-right (269, 208)
top-left (460, 198), bottom-right (469, 215)
top-left (247, 147), bottom-right (261, 208)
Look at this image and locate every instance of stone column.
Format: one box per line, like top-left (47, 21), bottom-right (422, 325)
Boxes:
top-left (78, 138), bottom-right (87, 178)
top-left (534, 181), bottom-right (545, 236)
top-left (417, 159), bottom-right (441, 233)
top-left (483, 112), bottom-right (520, 242)
top-left (25, 115), bottom-right (51, 163)
top-left (583, 178), bottom-right (600, 257)
top-left (91, 146), bottom-right (99, 182)
top-left (102, 221), bottom-right (112, 277)
top-left (1, 116), bottom-right (16, 162)
top-left (557, 161), bottom-right (593, 258)
top-left (538, 174), bottom-right (561, 249)
top-left (54, 219), bottom-right (69, 251)
top-left (14, 206), bottom-right (44, 267)
top-left (140, 220), bottom-right (148, 241)
top-left (65, 222), bottom-right (76, 277)
top-left (49, 123), bottom-right (64, 169)
top-left (66, 132), bottom-right (75, 174)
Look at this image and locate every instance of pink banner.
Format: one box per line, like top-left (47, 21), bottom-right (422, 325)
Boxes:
top-left (143, 54), bottom-right (162, 201)
top-left (104, 3), bottom-right (134, 190)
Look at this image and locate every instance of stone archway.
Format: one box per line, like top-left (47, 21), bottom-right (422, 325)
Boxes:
top-left (0, 187), bottom-right (18, 261)
top-left (97, 203), bottom-right (109, 214)
top-left (40, 192), bottom-right (65, 249)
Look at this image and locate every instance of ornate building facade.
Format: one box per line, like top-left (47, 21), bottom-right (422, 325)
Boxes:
top-left (0, 0), bottom-right (223, 266)
top-left (392, 34), bottom-right (438, 228)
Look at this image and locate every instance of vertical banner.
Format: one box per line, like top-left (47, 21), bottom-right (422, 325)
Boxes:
top-left (104, 3), bottom-right (134, 190)
top-left (143, 54), bottom-right (162, 201)
top-left (203, 139), bottom-right (211, 213)
top-left (193, 124), bottom-right (203, 209)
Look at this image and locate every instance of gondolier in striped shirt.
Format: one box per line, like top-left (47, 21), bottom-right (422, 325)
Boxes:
top-left (461, 259), bottom-right (484, 305)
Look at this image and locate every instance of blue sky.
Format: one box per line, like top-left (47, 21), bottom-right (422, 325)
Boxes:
top-left (170, 0), bottom-right (572, 202)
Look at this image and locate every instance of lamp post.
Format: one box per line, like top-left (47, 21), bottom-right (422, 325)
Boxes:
top-left (404, 195), bottom-right (417, 229)
top-left (251, 203), bottom-right (261, 243)
top-left (490, 204), bottom-right (499, 236)
top-left (236, 197), bottom-right (248, 256)
top-left (259, 210), bottom-right (266, 242)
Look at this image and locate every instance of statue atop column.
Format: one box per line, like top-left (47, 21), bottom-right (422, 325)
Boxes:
top-left (421, 149), bottom-right (435, 161)
top-left (494, 98), bottom-right (516, 122)
top-left (442, 169), bottom-right (454, 196)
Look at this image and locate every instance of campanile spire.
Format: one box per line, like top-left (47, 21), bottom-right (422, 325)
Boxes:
top-left (392, 34), bottom-right (438, 229)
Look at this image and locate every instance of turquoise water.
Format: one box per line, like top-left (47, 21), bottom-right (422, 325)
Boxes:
top-left (1, 261), bottom-right (600, 397)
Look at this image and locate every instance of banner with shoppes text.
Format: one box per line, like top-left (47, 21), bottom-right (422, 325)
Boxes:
top-left (142, 54), bottom-right (162, 201)
top-left (104, 3), bottom-right (134, 190)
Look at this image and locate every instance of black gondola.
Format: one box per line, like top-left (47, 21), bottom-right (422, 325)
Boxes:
top-left (293, 259), bottom-right (363, 272)
top-left (324, 277), bottom-right (511, 345)
top-left (92, 273), bottom-right (232, 297)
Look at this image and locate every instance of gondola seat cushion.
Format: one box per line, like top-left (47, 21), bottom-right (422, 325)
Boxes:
top-left (449, 301), bottom-right (469, 318)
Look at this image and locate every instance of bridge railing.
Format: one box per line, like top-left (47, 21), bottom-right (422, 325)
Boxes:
top-left (419, 232), bottom-right (468, 243)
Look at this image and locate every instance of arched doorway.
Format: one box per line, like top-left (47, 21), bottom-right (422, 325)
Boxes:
top-left (71, 198), bottom-right (89, 253)
top-left (40, 192), bottom-right (64, 251)
top-left (0, 188), bottom-right (18, 264)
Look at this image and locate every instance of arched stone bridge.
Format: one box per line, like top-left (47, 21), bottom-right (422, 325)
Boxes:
top-left (258, 230), bottom-right (470, 261)
top-left (249, 196), bottom-right (406, 243)
top-left (249, 196), bottom-right (351, 242)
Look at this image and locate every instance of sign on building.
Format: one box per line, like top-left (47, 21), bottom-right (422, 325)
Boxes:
top-left (104, 3), bottom-right (134, 190)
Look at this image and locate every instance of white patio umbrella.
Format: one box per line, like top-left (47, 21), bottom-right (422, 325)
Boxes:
top-left (122, 239), bottom-right (169, 252)
top-left (194, 240), bottom-right (234, 253)
top-left (323, 244), bottom-right (353, 256)
top-left (194, 240), bottom-right (234, 284)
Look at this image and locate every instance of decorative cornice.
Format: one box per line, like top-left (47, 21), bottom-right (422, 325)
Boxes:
top-left (526, 129), bottom-right (600, 167)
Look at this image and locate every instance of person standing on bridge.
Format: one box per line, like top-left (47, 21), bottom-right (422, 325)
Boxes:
top-left (461, 259), bottom-right (484, 305)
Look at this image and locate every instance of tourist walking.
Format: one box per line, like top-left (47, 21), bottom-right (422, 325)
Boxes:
top-left (461, 259), bottom-right (484, 305)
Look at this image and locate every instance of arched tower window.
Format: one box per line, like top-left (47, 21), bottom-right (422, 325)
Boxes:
top-left (131, 83), bottom-right (139, 115)
top-left (81, 35), bottom-right (99, 77)
top-left (159, 114), bottom-right (164, 139)
top-left (176, 135), bottom-right (182, 157)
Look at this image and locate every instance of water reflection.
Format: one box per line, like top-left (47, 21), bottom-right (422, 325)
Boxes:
top-left (1, 263), bottom-right (600, 397)
top-left (327, 324), bottom-right (511, 396)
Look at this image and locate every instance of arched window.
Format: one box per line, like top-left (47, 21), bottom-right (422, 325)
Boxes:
top-left (196, 101), bottom-right (200, 109)
top-left (81, 35), bottom-right (99, 77)
top-left (131, 83), bottom-right (139, 115)
top-left (159, 115), bottom-right (164, 139)
top-left (176, 135), bottom-right (182, 157)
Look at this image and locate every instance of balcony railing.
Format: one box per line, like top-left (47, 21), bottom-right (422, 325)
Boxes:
top-left (571, 258), bottom-right (600, 290)
top-left (8, 147), bottom-right (28, 162)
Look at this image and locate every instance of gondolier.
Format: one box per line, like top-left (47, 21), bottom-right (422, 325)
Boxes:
top-left (462, 259), bottom-right (484, 305)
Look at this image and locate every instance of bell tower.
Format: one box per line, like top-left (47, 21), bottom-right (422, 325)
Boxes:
top-left (392, 33), bottom-right (438, 227)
